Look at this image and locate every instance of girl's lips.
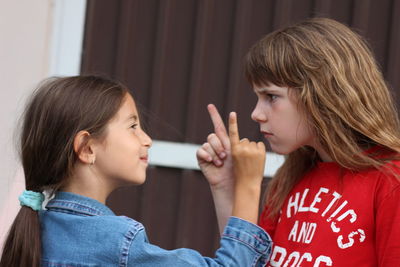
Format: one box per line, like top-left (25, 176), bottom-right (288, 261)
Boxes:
top-left (261, 131), bottom-right (273, 136)
top-left (262, 131), bottom-right (274, 139)
top-left (140, 156), bottom-right (148, 162)
top-left (263, 134), bottom-right (273, 139)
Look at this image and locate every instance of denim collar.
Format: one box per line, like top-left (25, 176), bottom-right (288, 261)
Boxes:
top-left (45, 191), bottom-right (115, 216)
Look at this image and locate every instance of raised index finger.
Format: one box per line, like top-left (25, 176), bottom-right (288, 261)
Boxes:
top-left (228, 112), bottom-right (240, 145)
top-left (207, 104), bottom-right (230, 148)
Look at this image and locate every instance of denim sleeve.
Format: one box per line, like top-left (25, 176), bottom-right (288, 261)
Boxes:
top-left (125, 216), bottom-right (272, 267)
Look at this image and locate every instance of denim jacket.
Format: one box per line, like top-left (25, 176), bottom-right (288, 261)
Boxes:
top-left (39, 192), bottom-right (271, 266)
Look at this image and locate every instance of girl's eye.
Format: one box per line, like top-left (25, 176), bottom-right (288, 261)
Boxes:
top-left (267, 94), bottom-right (278, 101)
top-left (131, 123), bottom-right (138, 130)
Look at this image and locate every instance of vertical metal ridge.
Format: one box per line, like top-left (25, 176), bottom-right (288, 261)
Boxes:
top-left (386, 0), bottom-right (400, 92)
top-left (174, 170), bottom-right (219, 254)
top-left (273, 0), bottom-right (294, 29)
top-left (81, 0), bottom-right (121, 75)
top-left (226, 0), bottom-right (253, 111)
top-left (80, 0), bottom-right (94, 72)
top-left (313, 0), bottom-right (332, 17)
top-left (113, 0), bottom-right (137, 81)
top-left (184, 0), bottom-right (214, 141)
top-left (148, 1), bottom-right (172, 117)
top-left (351, 0), bottom-right (371, 30)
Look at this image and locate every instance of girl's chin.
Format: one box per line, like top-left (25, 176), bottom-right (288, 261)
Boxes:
top-left (118, 177), bottom-right (147, 187)
top-left (270, 145), bottom-right (291, 155)
top-left (132, 177), bottom-right (146, 185)
top-left (269, 141), bottom-right (304, 155)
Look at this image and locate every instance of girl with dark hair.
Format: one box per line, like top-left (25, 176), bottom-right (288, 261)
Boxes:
top-left (0, 75), bottom-right (271, 266)
top-left (198, 18), bottom-right (400, 266)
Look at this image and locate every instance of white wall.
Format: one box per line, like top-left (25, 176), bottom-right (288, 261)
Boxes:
top-left (0, 0), bottom-right (53, 246)
top-left (0, 0), bottom-right (86, 248)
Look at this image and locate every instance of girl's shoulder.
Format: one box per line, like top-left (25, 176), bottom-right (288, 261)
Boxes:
top-left (349, 146), bottom-right (400, 186)
top-left (93, 215), bottom-right (145, 235)
top-left (41, 214), bottom-right (147, 265)
top-left (365, 147), bottom-right (400, 181)
top-left (375, 159), bottom-right (400, 189)
top-left (356, 156), bottom-right (400, 204)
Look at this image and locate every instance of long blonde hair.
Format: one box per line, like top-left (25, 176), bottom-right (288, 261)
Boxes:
top-left (244, 17), bottom-right (400, 218)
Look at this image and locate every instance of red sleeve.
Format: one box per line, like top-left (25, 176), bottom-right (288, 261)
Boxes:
top-left (375, 182), bottom-right (400, 266)
top-left (258, 205), bottom-right (279, 238)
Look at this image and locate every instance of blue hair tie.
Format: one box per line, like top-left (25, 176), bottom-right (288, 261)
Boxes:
top-left (19, 190), bottom-right (44, 211)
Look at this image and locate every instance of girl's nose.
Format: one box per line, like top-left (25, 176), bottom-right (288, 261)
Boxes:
top-left (141, 130), bottom-right (152, 147)
top-left (251, 101), bottom-right (267, 122)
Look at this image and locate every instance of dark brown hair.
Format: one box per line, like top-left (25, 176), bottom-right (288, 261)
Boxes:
top-left (244, 17), bottom-right (400, 218)
top-left (0, 75), bottom-right (128, 267)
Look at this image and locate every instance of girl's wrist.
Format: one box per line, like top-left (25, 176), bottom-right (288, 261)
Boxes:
top-left (232, 188), bottom-right (261, 224)
top-left (235, 176), bottom-right (263, 191)
top-left (235, 183), bottom-right (261, 198)
top-left (209, 177), bottom-right (234, 191)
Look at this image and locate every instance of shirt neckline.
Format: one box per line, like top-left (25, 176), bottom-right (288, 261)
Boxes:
top-left (45, 191), bottom-right (115, 216)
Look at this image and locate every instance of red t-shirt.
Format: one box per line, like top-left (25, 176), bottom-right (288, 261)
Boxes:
top-left (259, 160), bottom-right (400, 267)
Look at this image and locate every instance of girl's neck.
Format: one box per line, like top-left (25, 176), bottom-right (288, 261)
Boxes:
top-left (318, 150), bottom-right (332, 162)
top-left (312, 143), bottom-right (333, 162)
top-left (61, 163), bottom-right (115, 204)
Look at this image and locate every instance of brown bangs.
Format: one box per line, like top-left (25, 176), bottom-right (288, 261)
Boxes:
top-left (244, 31), bottom-right (303, 89)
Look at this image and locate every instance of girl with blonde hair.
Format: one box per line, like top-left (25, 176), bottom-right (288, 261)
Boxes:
top-left (197, 17), bottom-right (400, 266)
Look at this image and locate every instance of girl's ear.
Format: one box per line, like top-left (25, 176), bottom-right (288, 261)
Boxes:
top-left (73, 130), bottom-right (95, 164)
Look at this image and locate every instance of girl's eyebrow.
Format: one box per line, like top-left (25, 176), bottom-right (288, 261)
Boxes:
top-left (126, 114), bottom-right (138, 122)
top-left (254, 87), bottom-right (280, 94)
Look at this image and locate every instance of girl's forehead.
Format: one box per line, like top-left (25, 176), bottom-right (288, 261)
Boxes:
top-left (112, 94), bottom-right (139, 122)
top-left (124, 96), bottom-right (139, 115)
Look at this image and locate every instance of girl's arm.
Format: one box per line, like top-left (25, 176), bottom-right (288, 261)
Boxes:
top-left (197, 105), bottom-right (266, 230)
top-left (375, 181), bottom-right (400, 266)
top-left (228, 111), bottom-right (266, 224)
top-left (127, 216), bottom-right (271, 266)
top-left (196, 104), bottom-right (234, 233)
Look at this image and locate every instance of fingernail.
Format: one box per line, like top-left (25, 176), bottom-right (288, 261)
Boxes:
top-left (219, 152), bottom-right (226, 159)
top-left (215, 159), bottom-right (222, 166)
top-left (207, 156), bottom-right (213, 162)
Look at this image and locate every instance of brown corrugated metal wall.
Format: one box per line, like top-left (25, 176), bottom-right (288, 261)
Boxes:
top-left (81, 0), bottom-right (400, 257)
